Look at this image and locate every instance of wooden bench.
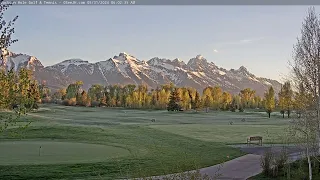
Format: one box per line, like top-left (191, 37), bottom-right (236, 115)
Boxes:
top-left (247, 136), bottom-right (262, 146)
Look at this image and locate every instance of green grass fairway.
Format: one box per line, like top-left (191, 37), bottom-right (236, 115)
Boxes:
top-left (150, 124), bottom-right (288, 144)
top-left (0, 104), bottom-right (291, 179)
top-left (0, 141), bottom-right (130, 165)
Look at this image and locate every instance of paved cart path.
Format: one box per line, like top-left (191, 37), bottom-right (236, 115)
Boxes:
top-left (130, 145), bottom-right (305, 180)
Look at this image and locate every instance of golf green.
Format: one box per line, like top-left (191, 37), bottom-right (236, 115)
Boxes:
top-left (0, 140), bottom-right (130, 165)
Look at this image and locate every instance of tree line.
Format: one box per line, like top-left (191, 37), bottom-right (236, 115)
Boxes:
top-left (51, 81), bottom-right (263, 111)
top-left (31, 74), bottom-right (303, 118)
top-left (0, 68), bottom-right (305, 118)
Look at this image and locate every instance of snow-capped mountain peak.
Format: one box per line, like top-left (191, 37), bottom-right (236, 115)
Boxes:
top-left (172, 58), bottom-right (186, 67)
top-left (49, 58), bottom-right (93, 74)
top-left (1, 50), bottom-right (282, 96)
top-left (235, 65), bottom-right (255, 77)
top-left (113, 52), bottom-right (139, 62)
top-left (60, 58), bottom-right (89, 64)
top-left (187, 55), bottom-right (207, 65)
top-left (238, 65), bottom-right (248, 72)
top-left (147, 57), bottom-right (167, 65)
top-left (0, 49), bottom-right (43, 71)
top-left (196, 55), bottom-right (203, 59)
top-left (173, 58), bottom-right (182, 62)
top-left (187, 55), bottom-right (217, 72)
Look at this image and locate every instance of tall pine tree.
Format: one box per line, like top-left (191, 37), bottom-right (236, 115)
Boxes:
top-left (167, 88), bottom-right (181, 111)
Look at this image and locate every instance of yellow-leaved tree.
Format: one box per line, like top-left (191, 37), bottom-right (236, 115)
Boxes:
top-left (264, 86), bottom-right (275, 118)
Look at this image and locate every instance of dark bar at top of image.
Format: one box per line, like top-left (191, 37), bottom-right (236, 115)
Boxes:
top-left (135, 0), bottom-right (320, 5)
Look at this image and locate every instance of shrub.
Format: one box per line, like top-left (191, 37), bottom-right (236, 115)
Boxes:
top-left (62, 98), bottom-right (77, 106)
top-left (55, 99), bottom-right (62, 104)
top-left (32, 103), bottom-right (39, 109)
top-left (91, 101), bottom-right (100, 107)
top-left (41, 97), bottom-right (52, 103)
top-left (238, 106), bottom-right (244, 112)
top-left (275, 147), bottom-right (288, 170)
top-left (69, 98), bottom-right (77, 106)
top-left (260, 148), bottom-right (289, 178)
top-left (99, 101), bottom-right (107, 107)
top-left (84, 101), bottom-right (91, 107)
top-left (24, 102), bottom-right (39, 110)
top-left (261, 149), bottom-right (274, 177)
top-left (230, 106), bottom-right (236, 112)
top-left (62, 99), bottom-right (69, 106)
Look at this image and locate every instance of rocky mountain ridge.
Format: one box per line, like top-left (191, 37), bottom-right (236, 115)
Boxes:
top-left (0, 50), bottom-right (281, 96)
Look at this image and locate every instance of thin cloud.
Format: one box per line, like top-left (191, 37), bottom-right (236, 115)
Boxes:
top-left (215, 37), bottom-right (266, 47)
top-left (239, 39), bottom-right (252, 43)
top-left (239, 37), bottom-right (265, 44)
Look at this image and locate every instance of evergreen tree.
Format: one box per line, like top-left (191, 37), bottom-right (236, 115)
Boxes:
top-left (167, 88), bottom-right (181, 111)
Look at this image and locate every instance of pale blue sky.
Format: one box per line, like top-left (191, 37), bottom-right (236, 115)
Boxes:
top-left (5, 5), bottom-right (319, 82)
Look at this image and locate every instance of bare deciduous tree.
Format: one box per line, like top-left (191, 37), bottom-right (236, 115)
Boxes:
top-left (290, 6), bottom-right (320, 180)
top-left (291, 6), bottom-right (320, 151)
top-left (290, 110), bottom-right (318, 180)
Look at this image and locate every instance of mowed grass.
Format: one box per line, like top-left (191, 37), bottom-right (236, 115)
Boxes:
top-left (150, 124), bottom-right (288, 144)
top-left (0, 104), bottom-right (291, 179)
top-left (0, 141), bottom-right (130, 165)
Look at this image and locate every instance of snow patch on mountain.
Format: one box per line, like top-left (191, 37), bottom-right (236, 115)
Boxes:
top-left (97, 64), bottom-right (109, 84)
top-left (115, 63), bottom-right (130, 78)
top-left (8, 55), bottom-right (31, 71)
top-left (51, 59), bottom-right (94, 74)
top-left (192, 71), bottom-right (206, 77)
top-left (98, 59), bottom-right (115, 71)
top-left (148, 58), bottom-right (174, 70)
top-left (218, 70), bottom-right (226, 75)
top-left (161, 63), bottom-right (175, 70)
top-left (248, 76), bottom-right (260, 82)
top-left (1, 50), bottom-right (282, 96)
top-left (263, 81), bottom-right (272, 86)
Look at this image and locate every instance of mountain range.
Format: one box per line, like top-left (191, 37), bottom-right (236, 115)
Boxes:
top-left (0, 49), bottom-right (281, 96)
